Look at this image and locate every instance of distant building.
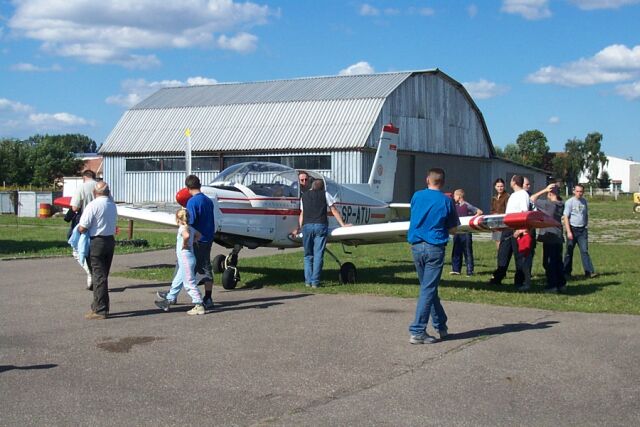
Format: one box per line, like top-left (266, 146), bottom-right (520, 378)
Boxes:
top-left (99, 70), bottom-right (546, 210)
top-left (579, 155), bottom-right (640, 193)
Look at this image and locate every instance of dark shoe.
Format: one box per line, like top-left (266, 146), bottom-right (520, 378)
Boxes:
top-left (437, 328), bottom-right (449, 340)
top-left (202, 297), bottom-right (214, 310)
top-left (85, 310), bottom-right (107, 320)
top-left (558, 285), bottom-right (568, 293)
top-left (155, 299), bottom-right (171, 312)
top-left (516, 284), bottom-right (530, 292)
top-left (409, 333), bottom-right (437, 344)
top-left (489, 276), bottom-right (501, 285)
top-left (543, 286), bottom-right (558, 294)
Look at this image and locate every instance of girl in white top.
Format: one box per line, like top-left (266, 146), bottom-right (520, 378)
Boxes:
top-left (155, 208), bottom-right (205, 315)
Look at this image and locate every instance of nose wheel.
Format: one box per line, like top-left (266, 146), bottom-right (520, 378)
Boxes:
top-left (214, 246), bottom-right (242, 289)
top-left (326, 249), bottom-right (357, 284)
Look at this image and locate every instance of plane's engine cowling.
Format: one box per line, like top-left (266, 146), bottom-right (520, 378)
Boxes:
top-left (176, 187), bottom-right (192, 207)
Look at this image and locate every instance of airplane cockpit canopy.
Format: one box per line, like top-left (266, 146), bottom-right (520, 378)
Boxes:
top-left (210, 162), bottom-right (300, 197)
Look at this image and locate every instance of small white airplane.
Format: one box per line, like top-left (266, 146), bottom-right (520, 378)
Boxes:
top-left (114, 124), bottom-right (560, 290)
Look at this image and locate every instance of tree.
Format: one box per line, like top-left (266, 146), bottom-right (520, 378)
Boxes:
top-left (515, 130), bottom-right (549, 169)
top-left (29, 136), bottom-right (85, 187)
top-left (553, 138), bottom-right (585, 189)
top-left (583, 132), bottom-right (607, 185)
top-left (0, 139), bottom-right (33, 186)
top-left (598, 170), bottom-right (611, 189)
top-left (500, 143), bottom-right (523, 164)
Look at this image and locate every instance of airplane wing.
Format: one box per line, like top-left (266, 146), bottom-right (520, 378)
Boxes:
top-left (116, 205), bottom-right (177, 227)
top-left (388, 203), bottom-right (410, 220)
top-left (320, 211), bottom-right (560, 246)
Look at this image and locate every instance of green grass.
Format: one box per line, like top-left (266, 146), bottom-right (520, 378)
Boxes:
top-left (0, 214), bottom-right (175, 258)
top-left (3, 196), bottom-right (640, 314)
top-left (116, 239), bottom-right (640, 315)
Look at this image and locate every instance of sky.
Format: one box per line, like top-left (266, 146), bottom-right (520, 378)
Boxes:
top-left (1, 0), bottom-right (639, 161)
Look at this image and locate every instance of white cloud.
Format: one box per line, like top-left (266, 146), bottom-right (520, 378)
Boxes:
top-left (106, 76), bottom-right (219, 108)
top-left (339, 61), bottom-right (375, 76)
top-left (0, 97), bottom-right (93, 135)
top-left (359, 4), bottom-right (380, 16)
top-left (415, 7), bottom-right (435, 16)
top-left (0, 98), bottom-right (33, 113)
top-left (467, 4), bottom-right (479, 18)
top-left (501, 0), bottom-right (551, 20)
top-left (10, 62), bottom-right (62, 72)
top-left (8, 0), bottom-right (273, 68)
top-left (527, 44), bottom-right (640, 86)
top-left (462, 79), bottom-right (510, 99)
top-left (569, 0), bottom-right (640, 10)
top-left (216, 32), bottom-right (257, 53)
top-left (615, 81), bottom-right (640, 100)
top-left (548, 116), bottom-right (560, 124)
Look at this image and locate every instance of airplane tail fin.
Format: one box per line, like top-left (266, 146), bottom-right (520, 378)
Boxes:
top-left (367, 123), bottom-right (399, 203)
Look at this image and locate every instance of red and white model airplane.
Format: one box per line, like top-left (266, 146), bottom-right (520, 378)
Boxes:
top-left (58, 124), bottom-right (559, 289)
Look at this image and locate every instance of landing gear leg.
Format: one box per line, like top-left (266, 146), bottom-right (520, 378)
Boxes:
top-left (325, 248), bottom-right (357, 284)
top-left (220, 245), bottom-right (242, 290)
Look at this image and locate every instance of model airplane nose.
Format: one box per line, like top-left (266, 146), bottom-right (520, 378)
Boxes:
top-left (176, 187), bottom-right (192, 207)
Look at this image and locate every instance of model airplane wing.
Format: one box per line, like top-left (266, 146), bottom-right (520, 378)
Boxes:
top-left (322, 210), bottom-right (561, 246)
top-left (116, 205), bottom-right (177, 227)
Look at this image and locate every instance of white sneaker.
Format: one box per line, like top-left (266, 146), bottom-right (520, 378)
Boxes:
top-left (187, 304), bottom-right (205, 316)
top-left (86, 275), bottom-right (93, 290)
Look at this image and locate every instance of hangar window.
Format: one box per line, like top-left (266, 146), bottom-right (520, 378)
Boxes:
top-left (126, 157), bottom-right (218, 172)
top-left (222, 155), bottom-right (331, 170)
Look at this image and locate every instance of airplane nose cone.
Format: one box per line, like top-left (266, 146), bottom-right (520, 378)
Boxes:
top-left (176, 187), bottom-right (192, 207)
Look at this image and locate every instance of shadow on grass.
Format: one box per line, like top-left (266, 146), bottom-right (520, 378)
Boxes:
top-left (446, 320), bottom-right (559, 341)
top-left (0, 239), bottom-right (68, 255)
top-left (129, 263), bottom-right (175, 270)
top-left (108, 293), bottom-right (311, 318)
top-left (240, 264), bottom-right (418, 287)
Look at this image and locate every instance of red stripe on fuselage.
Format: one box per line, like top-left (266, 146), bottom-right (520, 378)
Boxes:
top-left (220, 208), bottom-right (300, 216)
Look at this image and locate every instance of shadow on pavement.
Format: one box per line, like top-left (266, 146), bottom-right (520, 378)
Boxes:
top-left (446, 320), bottom-right (559, 341)
top-left (0, 364), bottom-right (58, 373)
top-left (109, 293), bottom-right (312, 318)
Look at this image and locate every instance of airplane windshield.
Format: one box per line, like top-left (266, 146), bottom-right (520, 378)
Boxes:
top-left (211, 162), bottom-right (300, 197)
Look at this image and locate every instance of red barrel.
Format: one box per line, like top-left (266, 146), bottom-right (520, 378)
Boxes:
top-left (38, 203), bottom-right (52, 218)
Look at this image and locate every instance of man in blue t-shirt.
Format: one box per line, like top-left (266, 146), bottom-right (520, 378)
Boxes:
top-left (185, 175), bottom-right (216, 309)
top-left (407, 168), bottom-right (460, 344)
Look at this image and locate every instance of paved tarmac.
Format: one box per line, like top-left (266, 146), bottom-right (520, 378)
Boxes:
top-left (1, 248), bottom-right (639, 426)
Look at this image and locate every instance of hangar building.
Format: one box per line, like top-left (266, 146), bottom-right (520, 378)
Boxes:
top-left (100, 69), bottom-right (546, 210)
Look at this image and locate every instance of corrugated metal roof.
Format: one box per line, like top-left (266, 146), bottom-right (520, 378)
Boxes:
top-left (101, 98), bottom-right (386, 154)
top-left (133, 72), bottom-right (413, 109)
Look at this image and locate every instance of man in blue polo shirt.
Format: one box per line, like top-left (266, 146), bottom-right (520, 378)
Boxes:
top-left (408, 168), bottom-right (459, 344)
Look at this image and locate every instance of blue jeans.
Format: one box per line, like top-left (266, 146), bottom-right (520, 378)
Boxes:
top-left (563, 226), bottom-right (595, 276)
top-left (451, 233), bottom-right (474, 274)
top-left (302, 223), bottom-right (328, 286)
top-left (409, 242), bottom-right (448, 336)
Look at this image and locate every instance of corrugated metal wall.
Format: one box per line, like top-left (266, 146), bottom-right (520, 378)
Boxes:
top-left (105, 151), bottom-right (365, 203)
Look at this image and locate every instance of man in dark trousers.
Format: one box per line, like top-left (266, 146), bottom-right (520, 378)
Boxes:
top-left (295, 179), bottom-right (349, 288)
top-left (78, 181), bottom-right (117, 320)
top-left (185, 175), bottom-right (216, 309)
top-left (408, 168), bottom-right (459, 344)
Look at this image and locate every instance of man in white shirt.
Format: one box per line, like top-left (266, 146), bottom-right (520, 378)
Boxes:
top-left (78, 181), bottom-right (118, 320)
top-left (490, 175), bottom-right (532, 290)
top-left (69, 170), bottom-right (97, 290)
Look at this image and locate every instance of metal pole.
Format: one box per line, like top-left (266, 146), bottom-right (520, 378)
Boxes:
top-left (185, 128), bottom-right (192, 176)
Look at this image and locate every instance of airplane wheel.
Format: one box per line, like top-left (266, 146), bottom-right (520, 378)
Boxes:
top-left (213, 254), bottom-right (226, 274)
top-left (339, 262), bottom-right (357, 284)
top-left (222, 267), bottom-right (238, 290)
top-left (634, 204), bottom-right (640, 214)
